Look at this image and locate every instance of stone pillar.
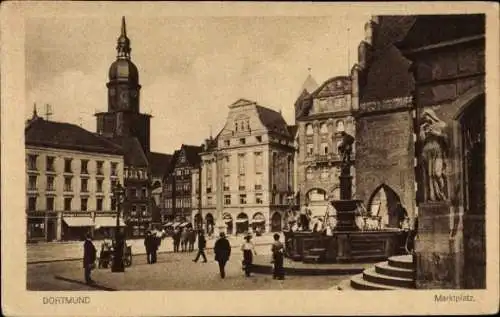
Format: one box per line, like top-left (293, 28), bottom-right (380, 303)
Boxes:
top-left (339, 164), bottom-right (352, 200)
top-left (56, 211), bottom-right (62, 241)
top-left (415, 201), bottom-right (462, 289)
top-left (44, 211), bottom-right (49, 242)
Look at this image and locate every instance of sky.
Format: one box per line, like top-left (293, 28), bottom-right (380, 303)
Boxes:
top-left (25, 15), bottom-right (367, 154)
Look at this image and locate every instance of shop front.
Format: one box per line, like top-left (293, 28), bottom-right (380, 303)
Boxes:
top-left (235, 213), bottom-right (249, 234)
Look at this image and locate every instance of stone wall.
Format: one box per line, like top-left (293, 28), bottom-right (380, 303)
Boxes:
top-left (355, 107), bottom-right (415, 220)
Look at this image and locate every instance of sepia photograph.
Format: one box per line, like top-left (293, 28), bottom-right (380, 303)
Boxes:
top-left (1, 2), bottom-right (499, 316)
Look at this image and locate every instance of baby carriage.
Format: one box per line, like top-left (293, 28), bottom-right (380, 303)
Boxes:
top-left (98, 240), bottom-right (113, 269)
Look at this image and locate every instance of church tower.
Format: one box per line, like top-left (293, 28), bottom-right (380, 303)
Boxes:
top-left (96, 17), bottom-right (151, 153)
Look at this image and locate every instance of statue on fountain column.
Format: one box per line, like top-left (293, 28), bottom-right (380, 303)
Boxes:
top-left (419, 109), bottom-right (449, 202)
top-left (337, 131), bottom-right (355, 167)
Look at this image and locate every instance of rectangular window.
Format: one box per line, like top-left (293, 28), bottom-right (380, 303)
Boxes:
top-left (111, 162), bottom-right (118, 176)
top-left (207, 196), bottom-right (213, 206)
top-left (28, 175), bottom-right (37, 190)
top-left (223, 156), bottom-right (230, 175)
top-left (97, 179), bottom-right (103, 192)
top-left (224, 194), bottom-right (231, 205)
top-left (206, 187), bottom-right (212, 194)
top-left (45, 176), bottom-right (54, 191)
top-left (28, 197), bottom-right (37, 211)
top-left (238, 154), bottom-right (245, 175)
top-left (80, 160), bottom-right (89, 174)
top-left (81, 198), bottom-right (88, 211)
top-left (130, 205), bottom-right (137, 216)
top-left (64, 158), bottom-right (72, 173)
top-left (254, 152), bottom-right (262, 173)
top-left (46, 197), bottom-right (54, 211)
top-left (255, 193), bottom-right (263, 204)
top-left (239, 194), bottom-right (247, 204)
top-left (64, 177), bottom-right (72, 191)
top-left (141, 205), bottom-right (147, 217)
top-left (110, 179), bottom-right (118, 191)
top-left (96, 161), bottom-right (104, 175)
top-left (27, 155), bottom-right (37, 170)
top-left (239, 176), bottom-right (245, 191)
top-left (46, 156), bottom-right (55, 172)
top-left (224, 140), bottom-right (230, 146)
top-left (307, 143), bottom-right (314, 156)
top-left (130, 188), bottom-right (137, 198)
top-left (96, 198), bottom-right (103, 211)
top-left (142, 187), bottom-right (147, 198)
top-left (81, 178), bottom-right (88, 192)
top-left (255, 174), bottom-right (262, 190)
top-left (223, 175), bottom-right (230, 191)
top-left (256, 136), bottom-right (262, 143)
top-left (239, 138), bottom-right (246, 145)
top-left (186, 198), bottom-right (191, 208)
top-left (64, 197), bottom-right (72, 211)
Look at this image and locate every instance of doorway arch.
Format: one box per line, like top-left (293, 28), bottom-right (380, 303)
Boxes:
top-left (223, 213), bottom-right (233, 234)
top-left (236, 213), bottom-right (249, 234)
top-left (367, 184), bottom-right (407, 228)
top-left (205, 213), bottom-right (214, 234)
top-left (271, 212), bottom-right (282, 232)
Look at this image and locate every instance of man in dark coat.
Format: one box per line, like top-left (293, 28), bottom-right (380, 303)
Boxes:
top-left (144, 231), bottom-right (153, 264)
top-left (192, 230), bottom-right (207, 263)
top-left (83, 233), bottom-right (97, 284)
top-left (214, 232), bottom-right (231, 278)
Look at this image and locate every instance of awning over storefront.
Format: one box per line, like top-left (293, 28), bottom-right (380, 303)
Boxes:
top-left (163, 222), bottom-right (174, 227)
top-left (94, 217), bottom-right (126, 228)
top-left (63, 217), bottom-right (93, 227)
top-left (224, 218), bottom-right (232, 223)
top-left (235, 219), bottom-right (248, 223)
top-left (251, 219), bottom-right (265, 224)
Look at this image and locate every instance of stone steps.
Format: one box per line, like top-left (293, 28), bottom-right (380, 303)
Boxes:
top-left (338, 255), bottom-right (416, 291)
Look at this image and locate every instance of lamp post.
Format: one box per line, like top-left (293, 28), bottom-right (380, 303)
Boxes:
top-left (213, 150), bottom-right (227, 237)
top-left (111, 182), bottom-right (125, 272)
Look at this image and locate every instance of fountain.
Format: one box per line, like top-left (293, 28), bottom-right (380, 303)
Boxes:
top-left (284, 132), bottom-right (408, 264)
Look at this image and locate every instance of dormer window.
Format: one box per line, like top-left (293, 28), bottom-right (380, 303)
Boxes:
top-left (224, 140), bottom-right (230, 147)
top-left (239, 138), bottom-right (246, 145)
top-left (306, 124), bottom-right (314, 136)
top-left (256, 136), bottom-right (262, 143)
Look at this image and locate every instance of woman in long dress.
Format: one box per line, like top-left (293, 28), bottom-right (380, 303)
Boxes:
top-left (241, 234), bottom-right (257, 277)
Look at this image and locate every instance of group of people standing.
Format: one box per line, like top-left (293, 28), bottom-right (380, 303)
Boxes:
top-left (172, 226), bottom-right (197, 252)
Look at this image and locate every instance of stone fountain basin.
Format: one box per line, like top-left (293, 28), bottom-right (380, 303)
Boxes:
top-left (331, 199), bottom-right (364, 211)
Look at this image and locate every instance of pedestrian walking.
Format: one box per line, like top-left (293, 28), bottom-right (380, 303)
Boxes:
top-left (83, 233), bottom-right (97, 284)
top-left (173, 227), bottom-right (181, 252)
top-left (144, 231), bottom-right (153, 264)
top-left (151, 232), bottom-right (160, 264)
top-left (192, 230), bottom-right (207, 263)
top-left (241, 234), bottom-right (257, 277)
top-left (271, 233), bottom-right (285, 280)
top-left (214, 232), bottom-right (231, 279)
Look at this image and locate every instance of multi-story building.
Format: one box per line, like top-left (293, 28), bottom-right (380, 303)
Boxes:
top-left (295, 76), bottom-right (356, 217)
top-left (163, 145), bottom-right (202, 224)
top-left (148, 152), bottom-right (173, 225)
top-left (199, 99), bottom-right (295, 234)
top-left (25, 111), bottom-right (124, 242)
top-left (94, 17), bottom-right (170, 237)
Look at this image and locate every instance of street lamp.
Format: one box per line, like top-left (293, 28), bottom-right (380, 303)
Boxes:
top-left (213, 151), bottom-right (227, 237)
top-left (111, 182), bottom-right (125, 272)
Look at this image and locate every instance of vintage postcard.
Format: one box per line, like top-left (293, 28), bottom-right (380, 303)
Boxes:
top-left (1, 1), bottom-right (499, 316)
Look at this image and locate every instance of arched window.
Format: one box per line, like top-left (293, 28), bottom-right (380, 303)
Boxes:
top-left (320, 122), bottom-right (328, 134)
top-left (336, 120), bottom-right (345, 132)
top-left (306, 168), bottom-right (313, 180)
top-left (305, 124), bottom-right (314, 136)
top-left (321, 143), bottom-right (329, 155)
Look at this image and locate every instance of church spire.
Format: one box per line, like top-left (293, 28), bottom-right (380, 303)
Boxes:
top-left (32, 103), bottom-right (38, 118)
top-left (116, 16), bottom-right (131, 59)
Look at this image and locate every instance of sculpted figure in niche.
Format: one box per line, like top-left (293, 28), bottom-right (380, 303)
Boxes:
top-left (419, 109), bottom-right (449, 201)
top-left (337, 131), bottom-right (355, 165)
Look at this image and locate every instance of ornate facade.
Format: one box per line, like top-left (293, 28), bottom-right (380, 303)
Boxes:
top-left (198, 99), bottom-right (295, 235)
top-left (295, 76), bottom-right (356, 217)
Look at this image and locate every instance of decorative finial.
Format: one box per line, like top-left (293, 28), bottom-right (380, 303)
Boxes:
top-left (116, 16), bottom-right (131, 59)
top-left (33, 103), bottom-right (38, 118)
top-left (121, 16), bottom-right (127, 37)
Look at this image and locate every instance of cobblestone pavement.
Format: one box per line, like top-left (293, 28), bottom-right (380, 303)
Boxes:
top-left (27, 245), bottom-right (347, 291)
top-left (27, 233), bottom-right (276, 263)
